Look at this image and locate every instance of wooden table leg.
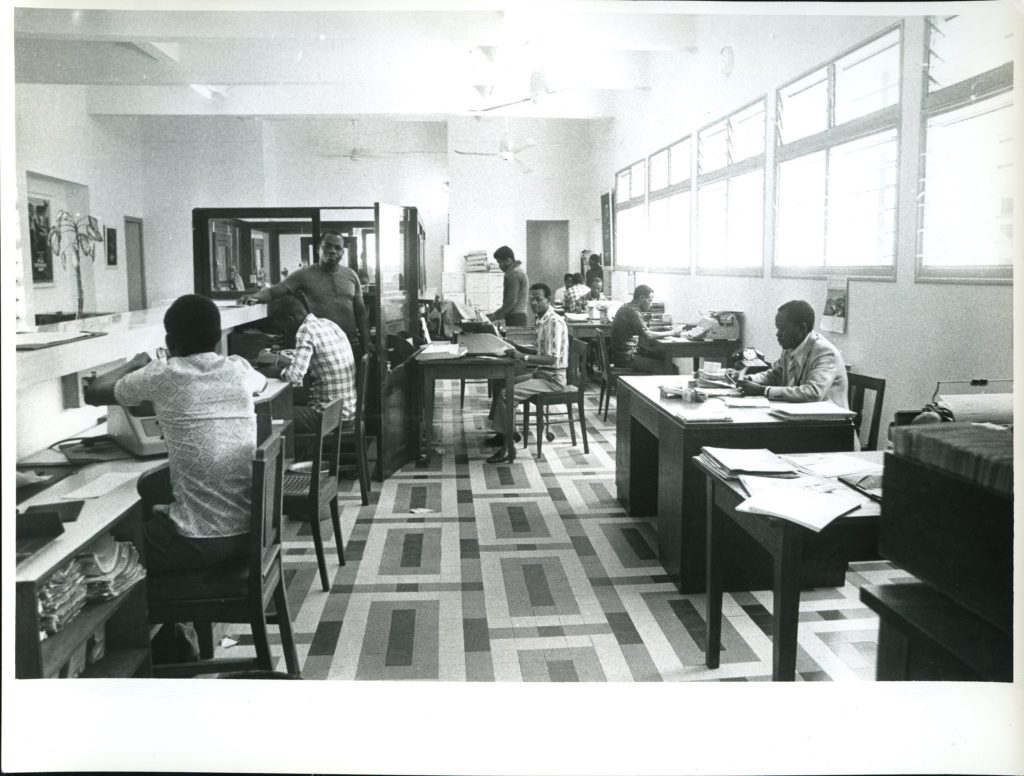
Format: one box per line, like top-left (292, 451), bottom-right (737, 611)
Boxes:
top-left (772, 525), bottom-right (803, 681)
top-left (420, 369), bottom-right (435, 463)
top-left (705, 476), bottom-right (723, 669)
top-left (504, 364), bottom-right (516, 462)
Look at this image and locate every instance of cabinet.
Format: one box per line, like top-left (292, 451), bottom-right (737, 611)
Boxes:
top-left (464, 271), bottom-right (504, 313)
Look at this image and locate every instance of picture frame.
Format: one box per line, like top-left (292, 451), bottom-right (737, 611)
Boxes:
top-left (28, 196), bottom-right (54, 284)
top-left (105, 226), bottom-right (117, 266)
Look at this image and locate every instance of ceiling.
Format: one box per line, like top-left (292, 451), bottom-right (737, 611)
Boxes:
top-left (14, 5), bottom-right (701, 121)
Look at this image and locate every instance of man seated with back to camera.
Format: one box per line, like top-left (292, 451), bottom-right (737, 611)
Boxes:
top-left (562, 272), bottom-right (593, 314)
top-left (258, 294), bottom-right (356, 438)
top-left (610, 284), bottom-right (682, 375)
top-left (484, 282), bottom-right (569, 464)
top-left (734, 299), bottom-right (849, 407)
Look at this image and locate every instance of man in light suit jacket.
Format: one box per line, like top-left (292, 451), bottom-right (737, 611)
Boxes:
top-left (736, 299), bottom-right (849, 408)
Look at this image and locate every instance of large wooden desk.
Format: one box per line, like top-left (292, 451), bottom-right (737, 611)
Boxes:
top-left (419, 354), bottom-right (517, 463)
top-left (615, 375), bottom-right (855, 593)
top-left (646, 336), bottom-right (739, 374)
top-left (698, 451), bottom-right (882, 681)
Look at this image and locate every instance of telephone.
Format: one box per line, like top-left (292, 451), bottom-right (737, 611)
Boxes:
top-left (728, 347), bottom-right (769, 375)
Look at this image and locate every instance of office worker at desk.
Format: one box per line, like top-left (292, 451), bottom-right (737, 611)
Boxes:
top-left (258, 295), bottom-right (356, 435)
top-left (609, 284), bottom-right (682, 374)
top-left (487, 245), bottom-right (530, 327)
top-left (484, 283), bottom-right (569, 463)
top-left (83, 294), bottom-right (268, 571)
top-left (241, 230), bottom-right (369, 362)
top-left (736, 299), bottom-right (849, 407)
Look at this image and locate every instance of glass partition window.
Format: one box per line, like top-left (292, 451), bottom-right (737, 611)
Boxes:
top-left (774, 26), bottom-right (901, 278)
top-left (917, 14), bottom-right (1014, 282)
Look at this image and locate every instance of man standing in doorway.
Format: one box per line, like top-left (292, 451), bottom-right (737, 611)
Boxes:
top-left (487, 245), bottom-right (529, 327)
top-left (242, 230), bottom-right (369, 362)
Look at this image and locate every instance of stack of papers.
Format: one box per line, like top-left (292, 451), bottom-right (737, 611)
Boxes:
top-left (768, 401), bottom-right (856, 421)
top-left (780, 453), bottom-right (881, 478)
top-left (416, 343), bottom-right (466, 361)
top-left (463, 251), bottom-right (490, 272)
top-left (724, 395), bottom-right (771, 408)
top-left (77, 536), bottom-right (147, 601)
top-left (676, 405), bottom-right (732, 424)
top-left (694, 370), bottom-right (735, 391)
top-left (735, 489), bottom-right (863, 532)
top-left (37, 559), bottom-right (88, 637)
top-left (699, 447), bottom-right (797, 477)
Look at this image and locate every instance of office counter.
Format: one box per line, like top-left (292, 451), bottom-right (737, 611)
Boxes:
top-left (615, 375), bottom-right (856, 593)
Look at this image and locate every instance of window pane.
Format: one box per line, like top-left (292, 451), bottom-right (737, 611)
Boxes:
top-left (776, 151), bottom-right (826, 266)
top-left (699, 120), bottom-right (729, 173)
top-left (921, 95), bottom-right (1014, 267)
top-left (668, 190), bottom-right (691, 269)
top-left (779, 68), bottom-right (828, 144)
top-left (826, 130), bottom-right (898, 266)
top-left (835, 29), bottom-right (901, 124)
top-left (670, 137), bottom-right (691, 184)
top-left (648, 196), bottom-right (670, 267)
top-left (731, 101), bottom-right (765, 162)
top-left (727, 170), bottom-right (764, 268)
top-left (630, 160), bottom-right (646, 199)
top-left (616, 204), bottom-right (647, 266)
top-left (649, 149), bottom-right (669, 192)
top-left (615, 170), bottom-right (630, 204)
top-left (697, 181), bottom-right (727, 267)
top-left (928, 14), bottom-right (1015, 92)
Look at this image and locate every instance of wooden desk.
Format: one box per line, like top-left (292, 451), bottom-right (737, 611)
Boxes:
top-left (646, 336), bottom-right (739, 374)
top-left (419, 355), bottom-right (517, 463)
top-left (697, 451), bottom-right (882, 681)
top-left (567, 321), bottom-right (611, 341)
top-left (615, 375), bottom-right (855, 593)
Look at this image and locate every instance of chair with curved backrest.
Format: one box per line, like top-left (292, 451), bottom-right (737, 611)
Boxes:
top-left (337, 353), bottom-right (371, 506)
top-left (145, 423), bottom-right (301, 677)
top-left (596, 333), bottom-right (638, 422)
top-left (522, 337), bottom-right (590, 458)
top-left (848, 372), bottom-right (886, 451)
top-left (283, 395), bottom-right (345, 592)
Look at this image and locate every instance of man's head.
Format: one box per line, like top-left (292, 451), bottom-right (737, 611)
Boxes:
top-left (588, 254), bottom-right (602, 268)
top-left (164, 294), bottom-right (221, 357)
top-left (563, 273), bottom-right (573, 288)
top-left (494, 245), bottom-right (515, 270)
top-left (318, 231), bottom-right (345, 269)
top-left (774, 300), bottom-right (815, 350)
top-left (571, 272), bottom-right (584, 286)
top-left (632, 284), bottom-right (654, 312)
top-left (588, 276), bottom-right (604, 296)
top-left (271, 294), bottom-right (310, 339)
top-left (528, 283), bottom-right (552, 317)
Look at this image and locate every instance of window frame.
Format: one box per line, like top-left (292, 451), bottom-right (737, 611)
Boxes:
top-left (642, 135), bottom-right (693, 274)
top-left (772, 23), bottom-right (904, 281)
top-left (694, 96), bottom-right (767, 277)
top-left (613, 159), bottom-right (648, 271)
top-left (914, 14), bottom-right (1014, 285)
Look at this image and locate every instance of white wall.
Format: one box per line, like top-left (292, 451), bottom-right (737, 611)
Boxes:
top-left (606, 12), bottom-right (1018, 422)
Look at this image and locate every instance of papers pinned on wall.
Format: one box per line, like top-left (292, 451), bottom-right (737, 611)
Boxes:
top-left (821, 276), bottom-right (848, 333)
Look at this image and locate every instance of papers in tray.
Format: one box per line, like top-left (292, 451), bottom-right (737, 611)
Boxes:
top-left (768, 401), bottom-right (856, 421)
top-left (416, 343), bottom-right (466, 361)
top-left (735, 489), bottom-right (863, 532)
top-left (699, 447), bottom-right (797, 477)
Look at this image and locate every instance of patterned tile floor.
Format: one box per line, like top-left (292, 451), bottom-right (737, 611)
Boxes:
top-left (220, 380), bottom-right (912, 681)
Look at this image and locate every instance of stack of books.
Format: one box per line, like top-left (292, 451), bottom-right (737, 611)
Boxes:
top-left (463, 251), bottom-right (489, 272)
top-left (37, 559), bottom-right (88, 638)
top-left (697, 446), bottom-right (798, 478)
top-left (892, 423), bottom-right (1013, 497)
top-left (77, 536), bottom-right (147, 602)
top-left (693, 369), bottom-right (735, 392)
top-left (768, 401), bottom-right (856, 421)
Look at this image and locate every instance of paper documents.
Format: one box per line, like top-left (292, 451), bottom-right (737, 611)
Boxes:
top-left (63, 472), bottom-right (139, 500)
top-left (780, 453), bottom-right (882, 478)
top-left (736, 489), bottom-right (862, 531)
top-left (724, 396), bottom-right (771, 408)
top-left (768, 401), bottom-right (856, 420)
top-left (701, 447), bottom-right (797, 476)
top-left (416, 343), bottom-right (466, 361)
top-left (676, 404), bottom-right (732, 424)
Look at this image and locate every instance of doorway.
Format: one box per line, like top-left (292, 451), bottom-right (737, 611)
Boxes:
top-left (124, 217), bottom-right (146, 311)
top-left (526, 220), bottom-right (569, 314)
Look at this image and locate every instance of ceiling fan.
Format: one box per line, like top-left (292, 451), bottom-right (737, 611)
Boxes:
top-left (453, 133), bottom-right (536, 173)
top-left (471, 67), bottom-right (564, 113)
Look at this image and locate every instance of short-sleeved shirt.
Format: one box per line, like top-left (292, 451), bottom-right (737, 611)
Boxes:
top-left (610, 303), bottom-right (648, 366)
top-left (534, 305), bottom-right (569, 386)
top-left (563, 283), bottom-right (593, 314)
top-left (280, 313), bottom-right (356, 421)
top-left (282, 263), bottom-right (363, 347)
top-left (115, 354), bottom-right (267, 539)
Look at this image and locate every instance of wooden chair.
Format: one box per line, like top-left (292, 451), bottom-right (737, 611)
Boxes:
top-left (595, 333), bottom-right (638, 422)
top-left (338, 353), bottom-right (372, 506)
top-left (522, 337), bottom-right (590, 458)
top-left (848, 372), bottom-right (886, 451)
top-left (284, 396), bottom-right (345, 592)
top-left (145, 424), bottom-right (301, 677)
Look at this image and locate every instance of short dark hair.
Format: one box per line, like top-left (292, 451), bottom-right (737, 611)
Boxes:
top-left (164, 294), bottom-right (221, 355)
top-left (633, 284), bottom-right (653, 300)
top-left (318, 230), bottom-right (344, 248)
top-left (270, 294), bottom-right (308, 327)
top-left (589, 254), bottom-right (602, 266)
top-left (563, 273), bottom-right (574, 282)
top-left (494, 245), bottom-right (515, 262)
top-left (529, 282), bottom-right (551, 299)
top-left (571, 273), bottom-right (584, 284)
top-left (778, 299), bottom-right (815, 331)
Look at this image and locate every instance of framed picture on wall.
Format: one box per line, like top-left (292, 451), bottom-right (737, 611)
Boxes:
top-left (105, 226), bottom-right (117, 266)
top-left (28, 196), bottom-right (54, 284)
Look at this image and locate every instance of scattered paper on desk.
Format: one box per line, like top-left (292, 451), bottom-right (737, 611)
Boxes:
top-left (724, 396), bottom-right (770, 408)
top-left (676, 404), bottom-right (732, 423)
top-left (780, 453), bottom-right (881, 478)
top-left (220, 635), bottom-right (239, 648)
top-left (410, 508), bottom-right (435, 514)
top-left (736, 489), bottom-right (862, 531)
top-left (62, 472), bottom-right (138, 500)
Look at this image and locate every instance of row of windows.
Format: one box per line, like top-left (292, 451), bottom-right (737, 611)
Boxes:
top-left (612, 15), bottom-right (1015, 283)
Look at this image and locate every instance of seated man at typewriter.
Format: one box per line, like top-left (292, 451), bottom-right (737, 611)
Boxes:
top-left (609, 285), bottom-right (682, 374)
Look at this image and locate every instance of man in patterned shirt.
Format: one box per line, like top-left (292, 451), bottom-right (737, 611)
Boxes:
top-left (562, 273), bottom-right (593, 314)
top-left (484, 283), bottom-right (569, 463)
top-left (85, 294), bottom-right (268, 571)
top-left (262, 295), bottom-right (356, 434)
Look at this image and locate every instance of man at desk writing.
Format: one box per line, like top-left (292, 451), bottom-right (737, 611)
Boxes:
top-left (609, 285), bottom-right (682, 374)
top-left (735, 299), bottom-right (849, 406)
top-left (484, 283), bottom-right (569, 463)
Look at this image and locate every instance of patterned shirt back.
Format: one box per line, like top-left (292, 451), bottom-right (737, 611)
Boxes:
top-left (280, 313), bottom-right (356, 420)
top-left (563, 283), bottom-right (592, 314)
top-left (534, 306), bottom-right (569, 386)
top-left (115, 353), bottom-right (267, 539)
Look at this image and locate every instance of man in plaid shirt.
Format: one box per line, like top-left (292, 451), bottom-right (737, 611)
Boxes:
top-left (263, 295), bottom-right (356, 434)
top-left (563, 273), bottom-right (593, 314)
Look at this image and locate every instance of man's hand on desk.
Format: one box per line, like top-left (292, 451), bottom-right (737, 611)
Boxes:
top-left (129, 352), bottom-right (152, 369)
top-left (736, 379), bottom-right (767, 397)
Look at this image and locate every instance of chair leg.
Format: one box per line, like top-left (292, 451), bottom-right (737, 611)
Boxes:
top-left (272, 578), bottom-right (301, 676)
top-left (195, 620), bottom-right (215, 659)
top-left (460, 379), bottom-right (466, 408)
top-left (308, 504), bottom-right (330, 592)
top-left (578, 395), bottom-right (589, 454)
top-left (536, 404), bottom-right (544, 457)
top-left (357, 446), bottom-right (370, 506)
top-left (249, 605), bottom-right (274, 671)
top-left (522, 402), bottom-right (531, 448)
top-left (329, 496), bottom-right (346, 566)
top-left (566, 405), bottom-right (577, 446)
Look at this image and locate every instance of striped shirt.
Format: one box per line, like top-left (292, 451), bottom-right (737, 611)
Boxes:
top-left (280, 313), bottom-right (356, 421)
top-left (563, 283), bottom-right (593, 314)
top-left (534, 305), bottom-right (569, 386)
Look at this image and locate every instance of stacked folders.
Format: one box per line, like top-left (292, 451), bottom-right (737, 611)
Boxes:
top-left (696, 447), bottom-right (798, 479)
top-left (77, 535), bottom-right (146, 602)
top-left (768, 401), bottom-right (856, 421)
top-left (892, 423), bottom-right (1013, 498)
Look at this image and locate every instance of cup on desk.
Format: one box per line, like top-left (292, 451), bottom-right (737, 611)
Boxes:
top-left (703, 361), bottom-right (723, 375)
